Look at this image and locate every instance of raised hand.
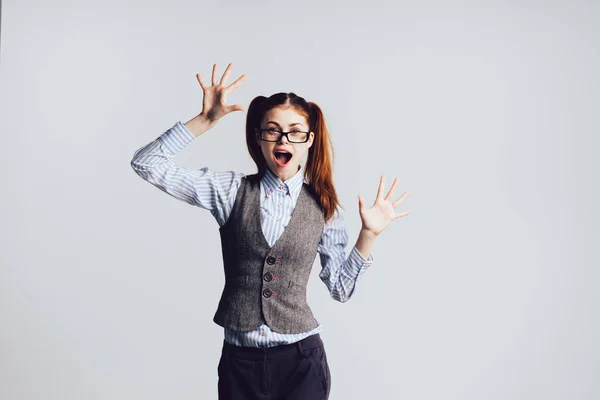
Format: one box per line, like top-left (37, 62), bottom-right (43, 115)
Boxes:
top-left (358, 176), bottom-right (412, 236)
top-left (196, 63), bottom-right (247, 124)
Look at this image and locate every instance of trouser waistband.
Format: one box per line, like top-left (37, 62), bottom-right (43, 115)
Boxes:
top-left (221, 333), bottom-right (323, 360)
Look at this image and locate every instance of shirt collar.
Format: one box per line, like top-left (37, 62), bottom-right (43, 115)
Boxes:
top-left (262, 164), bottom-right (306, 198)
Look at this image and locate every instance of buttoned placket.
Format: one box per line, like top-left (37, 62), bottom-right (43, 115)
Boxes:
top-left (267, 184), bottom-right (289, 222)
top-left (263, 256), bottom-right (280, 300)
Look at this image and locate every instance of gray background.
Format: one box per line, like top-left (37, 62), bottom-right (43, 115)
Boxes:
top-left (1, 0), bottom-right (599, 399)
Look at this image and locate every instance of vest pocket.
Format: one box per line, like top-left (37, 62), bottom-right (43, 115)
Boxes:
top-left (288, 280), bottom-right (305, 289)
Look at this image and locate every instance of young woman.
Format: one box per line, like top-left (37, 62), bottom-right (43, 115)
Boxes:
top-left (131, 63), bottom-right (412, 399)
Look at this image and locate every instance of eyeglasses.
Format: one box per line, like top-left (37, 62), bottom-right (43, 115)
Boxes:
top-left (255, 127), bottom-right (310, 143)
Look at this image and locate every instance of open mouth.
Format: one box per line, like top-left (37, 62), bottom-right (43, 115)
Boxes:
top-left (274, 150), bottom-right (293, 167)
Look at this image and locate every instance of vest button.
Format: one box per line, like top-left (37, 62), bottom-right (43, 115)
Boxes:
top-left (266, 256), bottom-right (276, 265)
top-left (263, 288), bottom-right (272, 298)
top-left (263, 272), bottom-right (273, 282)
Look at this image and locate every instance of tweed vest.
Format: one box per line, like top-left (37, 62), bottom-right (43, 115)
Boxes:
top-left (213, 175), bottom-right (326, 334)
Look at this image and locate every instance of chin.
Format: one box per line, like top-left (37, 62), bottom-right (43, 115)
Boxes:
top-left (268, 161), bottom-right (300, 175)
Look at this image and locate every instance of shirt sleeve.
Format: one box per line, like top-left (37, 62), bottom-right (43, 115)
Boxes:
top-left (317, 206), bottom-right (374, 302)
top-left (130, 121), bottom-right (244, 227)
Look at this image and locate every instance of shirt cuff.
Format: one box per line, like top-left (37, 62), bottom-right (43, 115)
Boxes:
top-left (352, 246), bottom-right (374, 264)
top-left (347, 246), bottom-right (374, 276)
top-left (157, 121), bottom-right (196, 154)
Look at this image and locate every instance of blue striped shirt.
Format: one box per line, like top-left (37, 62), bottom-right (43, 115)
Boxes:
top-left (130, 121), bottom-right (374, 347)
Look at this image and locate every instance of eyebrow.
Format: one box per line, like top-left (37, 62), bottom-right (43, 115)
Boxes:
top-left (266, 121), bottom-right (304, 127)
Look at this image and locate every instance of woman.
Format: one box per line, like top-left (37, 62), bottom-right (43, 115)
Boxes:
top-left (130, 63), bottom-right (412, 399)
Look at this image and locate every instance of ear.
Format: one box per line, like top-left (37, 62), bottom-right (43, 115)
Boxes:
top-left (254, 130), bottom-right (261, 147)
top-left (307, 132), bottom-right (315, 149)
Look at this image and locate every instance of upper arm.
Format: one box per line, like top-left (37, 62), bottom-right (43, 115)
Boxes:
top-left (317, 206), bottom-right (349, 267)
top-left (200, 168), bottom-right (245, 226)
top-left (132, 160), bottom-right (243, 226)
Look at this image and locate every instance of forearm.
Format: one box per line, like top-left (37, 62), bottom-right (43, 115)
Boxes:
top-left (184, 114), bottom-right (217, 138)
top-left (355, 228), bottom-right (378, 261)
top-left (130, 119), bottom-right (209, 207)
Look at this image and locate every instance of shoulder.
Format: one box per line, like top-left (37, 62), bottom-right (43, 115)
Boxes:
top-left (302, 182), bottom-right (321, 203)
top-left (324, 205), bottom-right (346, 228)
top-left (241, 172), bottom-right (261, 185)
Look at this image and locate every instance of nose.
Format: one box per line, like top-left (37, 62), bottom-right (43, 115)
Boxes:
top-left (278, 134), bottom-right (290, 144)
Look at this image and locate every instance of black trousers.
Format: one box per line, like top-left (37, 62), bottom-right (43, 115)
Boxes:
top-left (217, 333), bottom-right (331, 399)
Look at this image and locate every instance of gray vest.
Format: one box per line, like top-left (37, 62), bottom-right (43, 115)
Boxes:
top-left (213, 176), bottom-right (325, 333)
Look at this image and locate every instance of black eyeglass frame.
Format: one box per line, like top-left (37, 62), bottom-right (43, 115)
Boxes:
top-left (254, 128), bottom-right (312, 143)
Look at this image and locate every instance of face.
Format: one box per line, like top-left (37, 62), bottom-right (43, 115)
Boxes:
top-left (255, 106), bottom-right (314, 182)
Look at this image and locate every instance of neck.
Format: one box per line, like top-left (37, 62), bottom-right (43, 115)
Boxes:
top-left (271, 164), bottom-right (301, 182)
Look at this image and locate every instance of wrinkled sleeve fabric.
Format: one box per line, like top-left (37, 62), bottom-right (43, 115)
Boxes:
top-left (317, 206), bottom-right (374, 302)
top-left (130, 121), bottom-right (244, 227)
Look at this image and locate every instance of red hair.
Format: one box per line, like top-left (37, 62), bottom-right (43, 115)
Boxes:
top-left (244, 92), bottom-right (342, 223)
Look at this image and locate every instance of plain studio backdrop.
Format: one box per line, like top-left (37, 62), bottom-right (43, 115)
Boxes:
top-left (1, 0), bottom-right (599, 399)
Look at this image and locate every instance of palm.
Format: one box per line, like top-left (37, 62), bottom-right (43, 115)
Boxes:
top-left (196, 63), bottom-right (246, 123)
top-left (358, 176), bottom-right (412, 236)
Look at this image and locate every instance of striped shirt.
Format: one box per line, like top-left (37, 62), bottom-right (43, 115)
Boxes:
top-left (130, 121), bottom-right (374, 347)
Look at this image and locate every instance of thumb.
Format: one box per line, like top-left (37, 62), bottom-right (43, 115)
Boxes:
top-left (358, 194), bottom-right (363, 209)
top-left (227, 104), bottom-right (245, 113)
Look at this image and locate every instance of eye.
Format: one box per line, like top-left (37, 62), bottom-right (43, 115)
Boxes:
top-left (267, 127), bottom-right (280, 133)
